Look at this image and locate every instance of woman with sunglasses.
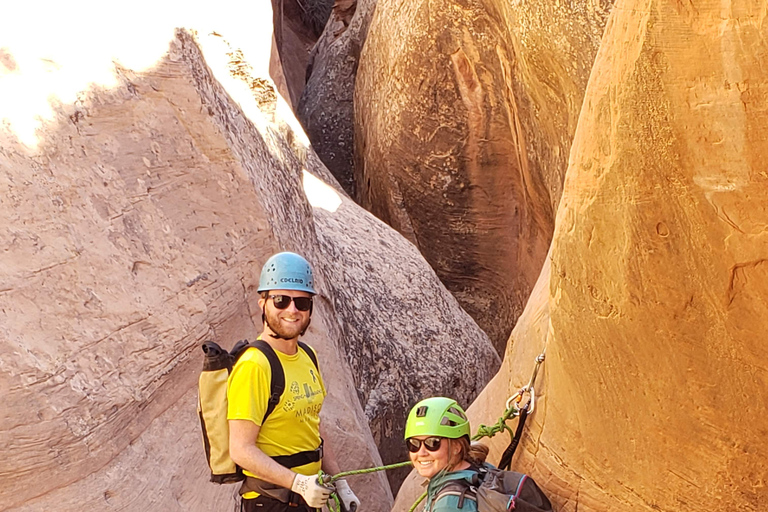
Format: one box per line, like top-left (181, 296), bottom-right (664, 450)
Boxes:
top-left (405, 397), bottom-right (489, 512)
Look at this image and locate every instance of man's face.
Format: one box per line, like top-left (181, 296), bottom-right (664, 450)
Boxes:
top-left (260, 289), bottom-right (312, 339)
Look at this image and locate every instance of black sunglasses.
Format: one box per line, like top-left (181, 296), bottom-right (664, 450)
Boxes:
top-left (268, 294), bottom-right (313, 312)
top-left (406, 437), bottom-right (443, 453)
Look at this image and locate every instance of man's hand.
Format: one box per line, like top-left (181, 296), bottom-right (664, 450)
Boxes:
top-left (335, 479), bottom-right (360, 512)
top-left (291, 474), bottom-right (332, 508)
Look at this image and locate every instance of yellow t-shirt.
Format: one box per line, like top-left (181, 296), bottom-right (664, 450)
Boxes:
top-left (227, 341), bottom-right (326, 497)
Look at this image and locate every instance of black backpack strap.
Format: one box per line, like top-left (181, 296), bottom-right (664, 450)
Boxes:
top-left (271, 439), bottom-right (323, 468)
top-left (249, 340), bottom-right (319, 425)
top-left (297, 341), bottom-right (319, 370)
top-left (250, 339), bottom-right (285, 425)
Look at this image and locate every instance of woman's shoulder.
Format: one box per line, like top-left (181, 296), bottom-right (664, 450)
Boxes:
top-left (431, 484), bottom-right (479, 512)
top-left (428, 469), bottom-right (481, 512)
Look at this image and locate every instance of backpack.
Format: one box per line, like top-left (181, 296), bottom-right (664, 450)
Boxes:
top-left (197, 338), bottom-right (319, 484)
top-left (432, 465), bottom-right (552, 512)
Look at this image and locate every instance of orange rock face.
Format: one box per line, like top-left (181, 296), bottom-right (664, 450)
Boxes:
top-left (397, 0), bottom-right (768, 509)
top-left (354, 0), bottom-right (612, 353)
top-left (544, 0), bottom-right (768, 507)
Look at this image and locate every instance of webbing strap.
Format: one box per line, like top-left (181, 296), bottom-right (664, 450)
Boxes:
top-left (240, 476), bottom-right (302, 504)
top-left (498, 401), bottom-right (529, 471)
top-left (272, 440), bottom-right (323, 469)
top-left (297, 341), bottom-right (318, 369)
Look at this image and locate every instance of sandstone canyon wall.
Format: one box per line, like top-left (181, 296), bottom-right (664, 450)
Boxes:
top-left (354, 0), bottom-right (612, 353)
top-left (270, 0), bottom-right (334, 107)
top-left (393, 0), bottom-right (768, 508)
top-left (0, 7), bottom-right (498, 509)
top-left (297, 0), bottom-right (373, 196)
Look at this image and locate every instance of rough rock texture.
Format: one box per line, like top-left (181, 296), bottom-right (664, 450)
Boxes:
top-left (354, 0), bottom-right (612, 353)
top-left (0, 24), bottom-right (497, 511)
top-left (307, 148), bottom-right (500, 491)
top-left (396, 0), bottom-right (768, 509)
top-left (270, 0), bottom-right (331, 106)
top-left (297, 0), bottom-right (372, 196)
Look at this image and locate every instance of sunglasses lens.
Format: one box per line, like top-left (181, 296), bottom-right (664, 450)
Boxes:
top-left (406, 437), bottom-right (442, 452)
top-left (293, 297), bottom-right (312, 311)
top-left (271, 295), bottom-right (291, 309)
top-left (270, 295), bottom-right (312, 311)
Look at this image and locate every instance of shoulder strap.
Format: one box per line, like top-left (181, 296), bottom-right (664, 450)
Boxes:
top-left (248, 340), bottom-right (320, 425)
top-left (297, 341), bottom-right (319, 369)
top-left (250, 339), bottom-right (285, 425)
top-left (433, 479), bottom-right (477, 510)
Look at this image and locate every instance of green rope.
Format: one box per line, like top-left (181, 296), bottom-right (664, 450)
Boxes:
top-left (321, 461), bottom-right (413, 485)
top-left (407, 490), bottom-right (427, 512)
top-left (320, 461), bottom-right (414, 512)
top-left (471, 403), bottom-right (519, 441)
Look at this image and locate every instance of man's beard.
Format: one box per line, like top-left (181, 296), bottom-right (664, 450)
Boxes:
top-left (265, 308), bottom-right (310, 339)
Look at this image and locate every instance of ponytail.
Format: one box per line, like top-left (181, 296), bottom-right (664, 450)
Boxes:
top-left (454, 436), bottom-right (489, 465)
top-left (467, 441), bottom-right (489, 465)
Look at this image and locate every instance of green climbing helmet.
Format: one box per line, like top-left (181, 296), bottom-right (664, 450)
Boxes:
top-left (258, 252), bottom-right (317, 294)
top-left (404, 397), bottom-right (470, 440)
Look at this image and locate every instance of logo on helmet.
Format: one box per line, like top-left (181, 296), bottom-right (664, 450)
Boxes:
top-left (280, 278), bottom-right (304, 284)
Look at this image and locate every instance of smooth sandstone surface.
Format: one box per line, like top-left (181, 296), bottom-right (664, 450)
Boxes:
top-left (395, 0), bottom-right (768, 509)
top-left (0, 11), bottom-right (498, 511)
top-left (354, 0), bottom-right (612, 353)
top-left (544, 0), bottom-right (768, 507)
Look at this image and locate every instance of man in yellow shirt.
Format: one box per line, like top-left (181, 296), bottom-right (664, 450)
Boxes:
top-left (228, 252), bottom-right (360, 512)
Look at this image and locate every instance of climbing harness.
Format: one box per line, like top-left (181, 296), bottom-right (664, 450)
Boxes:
top-left (319, 461), bottom-right (413, 512)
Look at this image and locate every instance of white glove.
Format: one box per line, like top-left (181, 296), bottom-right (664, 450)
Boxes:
top-left (291, 473), bottom-right (332, 508)
top-left (335, 479), bottom-right (360, 512)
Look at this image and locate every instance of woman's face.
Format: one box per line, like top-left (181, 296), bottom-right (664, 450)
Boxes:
top-left (407, 436), bottom-right (459, 479)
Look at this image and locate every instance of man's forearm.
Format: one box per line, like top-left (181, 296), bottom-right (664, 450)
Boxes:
top-left (233, 443), bottom-right (297, 489)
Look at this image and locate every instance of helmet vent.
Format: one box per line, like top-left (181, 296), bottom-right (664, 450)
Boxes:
top-left (448, 406), bottom-right (467, 420)
top-left (440, 416), bottom-right (458, 427)
top-left (416, 406), bottom-right (428, 417)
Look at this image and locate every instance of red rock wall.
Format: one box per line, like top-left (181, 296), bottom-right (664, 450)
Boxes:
top-left (354, 0), bottom-right (612, 353)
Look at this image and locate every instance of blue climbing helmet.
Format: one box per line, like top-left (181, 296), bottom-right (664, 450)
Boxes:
top-left (257, 252), bottom-right (317, 295)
